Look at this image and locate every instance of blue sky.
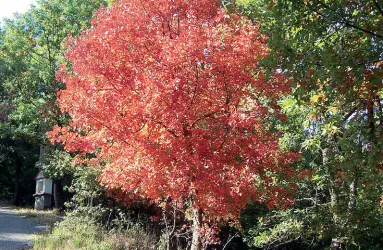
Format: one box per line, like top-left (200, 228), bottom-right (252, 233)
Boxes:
top-left (0, 0), bottom-right (36, 20)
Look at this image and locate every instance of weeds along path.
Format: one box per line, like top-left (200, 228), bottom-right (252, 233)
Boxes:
top-left (0, 207), bottom-right (45, 250)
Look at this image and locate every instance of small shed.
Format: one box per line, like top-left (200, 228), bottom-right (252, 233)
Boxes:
top-left (34, 170), bottom-right (53, 210)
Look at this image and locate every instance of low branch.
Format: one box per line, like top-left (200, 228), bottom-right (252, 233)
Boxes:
top-left (222, 233), bottom-right (239, 250)
top-left (271, 236), bottom-right (301, 250)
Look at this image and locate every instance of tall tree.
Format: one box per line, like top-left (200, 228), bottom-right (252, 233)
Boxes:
top-left (49, 0), bottom-right (300, 248)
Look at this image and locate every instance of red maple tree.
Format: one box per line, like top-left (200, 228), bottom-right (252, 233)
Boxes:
top-left (49, 0), bottom-right (299, 247)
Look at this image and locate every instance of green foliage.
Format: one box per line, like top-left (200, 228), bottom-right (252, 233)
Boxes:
top-left (0, 137), bottom-right (39, 203)
top-left (236, 0), bottom-right (383, 249)
top-left (248, 214), bottom-right (303, 249)
top-left (32, 163), bottom-right (159, 249)
top-left (64, 165), bottom-right (108, 220)
top-left (37, 148), bottom-right (73, 179)
top-left (1, 0), bottom-right (110, 140)
top-left (0, 0), bottom-right (109, 206)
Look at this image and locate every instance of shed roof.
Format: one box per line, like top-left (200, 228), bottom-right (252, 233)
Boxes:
top-left (35, 170), bottom-right (49, 180)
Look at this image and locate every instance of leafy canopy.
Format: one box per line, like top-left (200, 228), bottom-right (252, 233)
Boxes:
top-left (50, 0), bottom-right (299, 222)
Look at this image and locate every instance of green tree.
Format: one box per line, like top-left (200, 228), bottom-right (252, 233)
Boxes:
top-left (0, 0), bottom-right (109, 207)
top-left (237, 0), bottom-right (383, 248)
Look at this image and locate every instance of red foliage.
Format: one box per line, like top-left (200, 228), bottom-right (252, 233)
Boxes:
top-left (49, 0), bottom-right (299, 222)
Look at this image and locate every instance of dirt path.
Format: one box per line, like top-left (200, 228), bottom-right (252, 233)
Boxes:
top-left (0, 206), bottom-right (45, 250)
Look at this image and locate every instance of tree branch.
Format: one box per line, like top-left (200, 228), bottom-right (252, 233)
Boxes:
top-left (343, 107), bottom-right (358, 121)
top-left (373, 0), bottom-right (383, 17)
top-left (375, 96), bottom-right (383, 126)
top-left (314, 0), bottom-right (383, 39)
top-left (151, 119), bottom-right (179, 138)
top-left (340, 20), bottom-right (383, 39)
top-left (191, 111), bottom-right (216, 128)
top-left (222, 233), bottom-right (239, 250)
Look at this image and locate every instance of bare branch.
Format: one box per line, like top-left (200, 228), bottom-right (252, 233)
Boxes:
top-left (222, 233), bottom-right (239, 250)
top-left (343, 107), bottom-right (358, 121)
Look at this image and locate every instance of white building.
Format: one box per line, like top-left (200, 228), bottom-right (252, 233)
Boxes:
top-left (34, 170), bottom-right (53, 210)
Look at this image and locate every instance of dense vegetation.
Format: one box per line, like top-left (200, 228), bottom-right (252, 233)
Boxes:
top-left (0, 0), bottom-right (382, 249)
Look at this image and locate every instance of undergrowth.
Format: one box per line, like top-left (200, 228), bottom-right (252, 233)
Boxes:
top-left (33, 215), bottom-right (157, 250)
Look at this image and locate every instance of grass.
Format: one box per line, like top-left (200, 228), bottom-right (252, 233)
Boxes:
top-left (33, 219), bottom-right (115, 250)
top-left (14, 207), bottom-right (63, 228)
top-left (1, 200), bottom-right (158, 249)
top-left (32, 216), bottom-right (157, 250)
top-left (4, 206), bottom-right (63, 229)
top-left (0, 200), bottom-right (63, 229)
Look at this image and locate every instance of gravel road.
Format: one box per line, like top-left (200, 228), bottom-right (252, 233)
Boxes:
top-left (0, 207), bottom-right (45, 250)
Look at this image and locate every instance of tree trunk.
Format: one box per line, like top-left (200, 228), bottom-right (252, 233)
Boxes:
top-left (322, 148), bottom-right (338, 223)
top-left (12, 155), bottom-right (22, 206)
top-left (191, 208), bottom-right (202, 250)
top-left (347, 164), bottom-right (359, 222)
top-left (329, 188), bottom-right (338, 222)
top-left (348, 178), bottom-right (357, 213)
top-left (53, 179), bottom-right (64, 210)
